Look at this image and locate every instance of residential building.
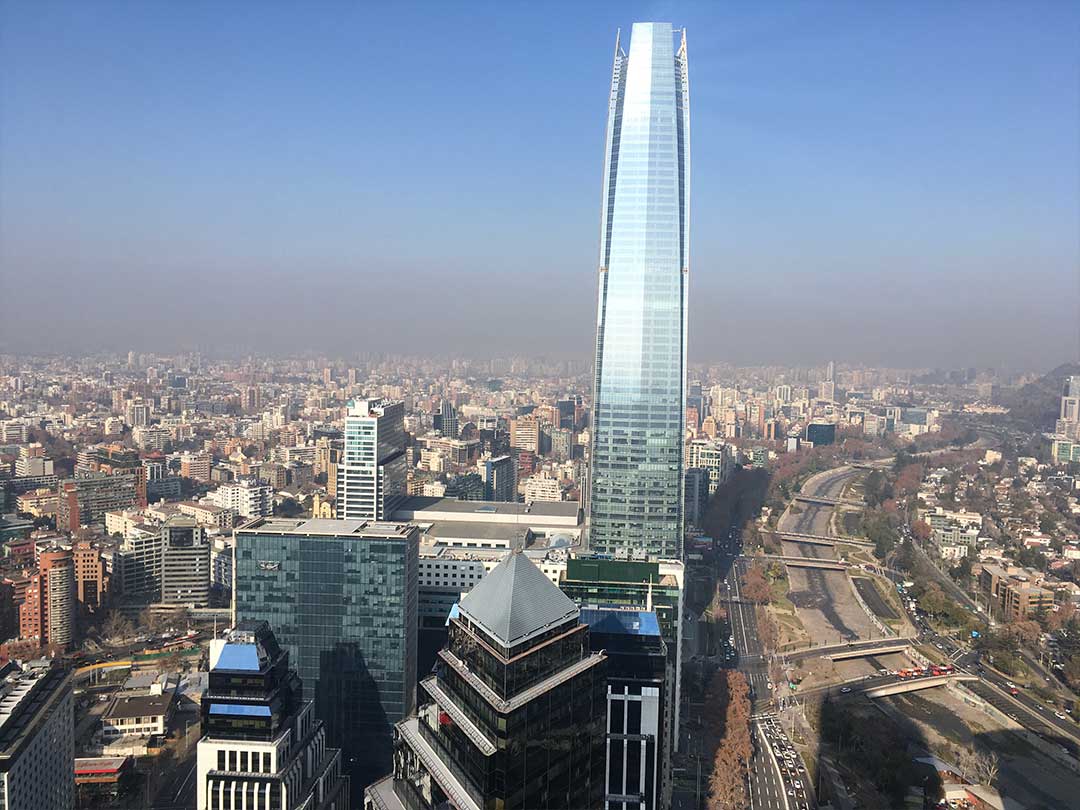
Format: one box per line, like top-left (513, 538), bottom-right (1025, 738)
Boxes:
top-left (177, 500), bottom-right (235, 529)
top-left (234, 517), bottom-right (419, 790)
top-left (101, 693), bottom-right (173, 744)
top-left (72, 539), bottom-right (108, 611)
top-left (686, 439), bottom-right (733, 495)
top-left (58, 472), bottom-right (140, 531)
top-left (0, 660), bottom-right (74, 810)
top-left (160, 516), bottom-right (211, 606)
top-left (337, 399), bottom-right (407, 521)
top-left (196, 621), bottom-right (349, 810)
top-left (364, 552), bottom-right (607, 810)
top-left (208, 477), bottom-right (273, 520)
top-left (509, 415), bottom-right (540, 454)
top-left (14, 444), bottom-right (53, 478)
top-left (523, 471), bottom-right (563, 503)
top-left (19, 549), bottom-right (76, 649)
top-left (589, 23), bottom-right (690, 560)
top-left (178, 452), bottom-right (212, 482)
top-left (1002, 583), bottom-right (1054, 622)
top-left (582, 608), bottom-right (668, 810)
top-left (132, 425), bottom-right (171, 452)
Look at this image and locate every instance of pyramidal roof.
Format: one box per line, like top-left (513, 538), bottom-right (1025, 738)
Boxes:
top-left (458, 551), bottom-right (579, 647)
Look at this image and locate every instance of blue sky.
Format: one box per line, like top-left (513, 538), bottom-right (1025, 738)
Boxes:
top-left (1, 0), bottom-right (1077, 369)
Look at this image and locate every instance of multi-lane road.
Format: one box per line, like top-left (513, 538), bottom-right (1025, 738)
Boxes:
top-left (721, 551), bottom-right (816, 810)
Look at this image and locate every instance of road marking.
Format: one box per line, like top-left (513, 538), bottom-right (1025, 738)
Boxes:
top-left (174, 762), bottom-right (196, 802)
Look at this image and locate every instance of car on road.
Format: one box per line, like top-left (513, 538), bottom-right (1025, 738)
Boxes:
top-left (1056, 712), bottom-right (1067, 720)
top-left (1006, 681), bottom-right (1016, 689)
top-left (840, 686), bottom-right (852, 693)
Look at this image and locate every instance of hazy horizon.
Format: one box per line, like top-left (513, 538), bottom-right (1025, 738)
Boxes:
top-left (2, 1), bottom-right (1077, 370)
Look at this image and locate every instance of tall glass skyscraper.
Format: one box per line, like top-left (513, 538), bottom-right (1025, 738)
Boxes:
top-left (589, 23), bottom-right (690, 560)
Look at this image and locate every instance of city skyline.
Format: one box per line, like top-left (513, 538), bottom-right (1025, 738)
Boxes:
top-left (2, 2), bottom-right (1078, 368)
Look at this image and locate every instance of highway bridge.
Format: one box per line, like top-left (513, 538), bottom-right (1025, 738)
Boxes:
top-left (777, 531), bottom-right (875, 549)
top-left (772, 636), bottom-right (918, 663)
top-left (794, 494), bottom-right (864, 508)
top-left (863, 673), bottom-right (978, 698)
top-left (826, 641), bottom-right (911, 660)
top-left (756, 554), bottom-right (848, 571)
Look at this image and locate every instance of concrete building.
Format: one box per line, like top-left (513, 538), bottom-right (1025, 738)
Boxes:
top-left (336, 399), bottom-right (407, 521)
top-left (523, 471), bottom-right (563, 503)
top-left (101, 693), bottom-right (173, 744)
top-left (481, 454), bottom-right (516, 502)
top-left (509, 415), bottom-right (540, 454)
top-left (58, 472), bottom-right (141, 532)
top-left (72, 539), bottom-right (108, 611)
top-left (684, 467), bottom-right (711, 530)
top-left (19, 549), bottom-right (76, 649)
top-left (196, 621), bottom-right (349, 810)
top-left (234, 517), bottom-right (419, 791)
top-left (686, 439), bottom-right (734, 495)
top-left (0, 660), bottom-right (74, 810)
top-left (115, 528), bottom-right (165, 601)
top-left (160, 516), bottom-right (211, 606)
top-left (208, 477), bottom-right (273, 520)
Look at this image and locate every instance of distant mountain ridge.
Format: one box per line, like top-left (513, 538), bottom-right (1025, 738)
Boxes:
top-left (997, 362), bottom-right (1080, 430)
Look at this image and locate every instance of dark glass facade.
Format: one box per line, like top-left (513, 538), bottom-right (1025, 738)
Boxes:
top-left (233, 519), bottom-right (418, 795)
top-left (369, 607), bottom-right (607, 810)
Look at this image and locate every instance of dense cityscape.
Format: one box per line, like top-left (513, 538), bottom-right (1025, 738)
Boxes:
top-left (2, 7), bottom-right (1078, 810)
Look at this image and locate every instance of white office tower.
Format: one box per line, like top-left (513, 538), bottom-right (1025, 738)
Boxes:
top-left (337, 398), bottom-right (407, 520)
top-left (0, 660), bottom-right (74, 810)
top-left (197, 621), bottom-right (349, 810)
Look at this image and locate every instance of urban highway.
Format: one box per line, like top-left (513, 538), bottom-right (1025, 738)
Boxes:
top-left (720, 549), bottom-right (816, 810)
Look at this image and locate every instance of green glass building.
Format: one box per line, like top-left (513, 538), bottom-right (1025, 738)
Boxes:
top-left (233, 517), bottom-right (418, 797)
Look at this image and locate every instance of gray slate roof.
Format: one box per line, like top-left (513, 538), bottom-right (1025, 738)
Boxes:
top-left (458, 551), bottom-right (579, 647)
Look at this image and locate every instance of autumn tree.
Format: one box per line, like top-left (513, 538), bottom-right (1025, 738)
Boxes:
top-left (1001, 620), bottom-right (1041, 647)
top-left (911, 520), bottom-right (932, 543)
top-left (740, 564), bottom-right (771, 604)
top-left (706, 671), bottom-right (752, 810)
top-left (1045, 603), bottom-right (1076, 632)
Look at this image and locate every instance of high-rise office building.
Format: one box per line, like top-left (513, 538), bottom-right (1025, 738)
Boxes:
top-left (234, 517), bottom-right (419, 794)
top-left (438, 400), bottom-right (459, 439)
top-left (482, 454), bottom-right (516, 502)
top-left (196, 621), bottom-right (349, 810)
top-left (582, 607), bottom-right (668, 810)
top-left (160, 515), bottom-right (211, 606)
top-left (589, 23), bottom-right (690, 560)
top-left (560, 556), bottom-right (684, 807)
top-left (116, 528), bottom-right (164, 601)
top-left (0, 659), bottom-right (74, 810)
top-left (364, 552), bottom-right (607, 810)
top-left (337, 398), bottom-right (407, 520)
top-left (1057, 375), bottom-right (1080, 438)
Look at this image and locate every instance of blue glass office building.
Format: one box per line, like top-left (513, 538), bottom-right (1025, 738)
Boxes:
top-left (589, 23), bottom-right (690, 560)
top-left (233, 517), bottom-right (418, 798)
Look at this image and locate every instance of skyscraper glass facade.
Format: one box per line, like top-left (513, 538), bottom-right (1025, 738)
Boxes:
top-left (233, 518), bottom-right (418, 796)
top-left (589, 23), bottom-right (690, 560)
